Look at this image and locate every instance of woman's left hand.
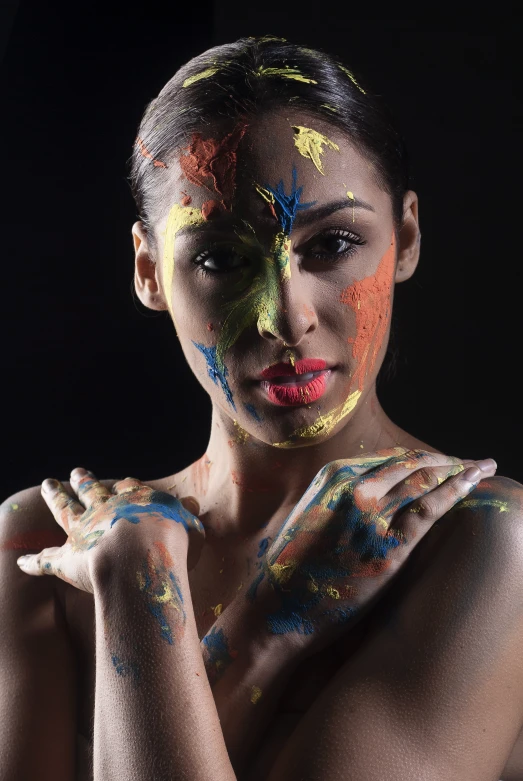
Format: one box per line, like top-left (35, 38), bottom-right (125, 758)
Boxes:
top-left (16, 468), bottom-right (206, 593)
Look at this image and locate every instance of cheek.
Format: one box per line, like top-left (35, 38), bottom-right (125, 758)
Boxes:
top-left (339, 235), bottom-right (396, 387)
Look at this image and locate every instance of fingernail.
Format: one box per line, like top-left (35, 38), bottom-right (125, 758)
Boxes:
top-left (71, 467), bottom-right (88, 479)
top-left (475, 458), bottom-right (497, 472)
top-left (17, 555), bottom-right (30, 565)
top-left (42, 478), bottom-right (59, 492)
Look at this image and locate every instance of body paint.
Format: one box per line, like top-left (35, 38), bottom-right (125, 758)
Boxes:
top-left (228, 419), bottom-right (250, 446)
top-left (136, 541), bottom-right (186, 645)
top-left (162, 203), bottom-right (205, 323)
top-left (135, 137), bottom-right (167, 168)
top-left (183, 66), bottom-right (220, 87)
top-left (250, 686), bottom-right (262, 704)
top-left (111, 654), bottom-right (141, 687)
top-left (338, 65), bottom-right (366, 94)
top-left (254, 65), bottom-right (317, 84)
top-left (201, 626), bottom-right (238, 686)
top-left (179, 123), bottom-right (248, 209)
top-left (244, 403), bottom-right (262, 422)
top-left (192, 341), bottom-right (236, 410)
top-left (273, 235), bottom-right (396, 447)
top-left (291, 126), bottom-right (340, 175)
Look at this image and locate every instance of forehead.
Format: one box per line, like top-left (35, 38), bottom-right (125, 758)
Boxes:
top-left (161, 109), bottom-right (391, 221)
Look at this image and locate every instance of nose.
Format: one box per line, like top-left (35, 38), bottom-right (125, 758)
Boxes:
top-left (256, 270), bottom-right (318, 346)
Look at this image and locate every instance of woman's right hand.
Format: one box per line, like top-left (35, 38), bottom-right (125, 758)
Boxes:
top-left (246, 447), bottom-right (497, 661)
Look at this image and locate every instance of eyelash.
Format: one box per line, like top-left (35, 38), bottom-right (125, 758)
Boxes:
top-left (192, 228), bottom-right (366, 278)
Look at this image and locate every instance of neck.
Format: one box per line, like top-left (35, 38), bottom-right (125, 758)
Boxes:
top-left (177, 385), bottom-right (408, 539)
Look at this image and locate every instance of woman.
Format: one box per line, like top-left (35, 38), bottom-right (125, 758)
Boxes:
top-left (1, 36), bottom-right (522, 781)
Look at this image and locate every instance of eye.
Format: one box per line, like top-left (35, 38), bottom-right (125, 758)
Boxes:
top-left (192, 247), bottom-right (249, 276)
top-left (307, 229), bottom-right (365, 261)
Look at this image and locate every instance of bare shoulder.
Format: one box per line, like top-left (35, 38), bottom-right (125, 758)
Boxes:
top-left (266, 473), bottom-right (523, 781)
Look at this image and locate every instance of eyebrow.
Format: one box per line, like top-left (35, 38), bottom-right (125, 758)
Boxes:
top-left (173, 196), bottom-right (375, 239)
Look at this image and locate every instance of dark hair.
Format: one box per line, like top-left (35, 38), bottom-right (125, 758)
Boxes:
top-left (127, 36), bottom-right (410, 261)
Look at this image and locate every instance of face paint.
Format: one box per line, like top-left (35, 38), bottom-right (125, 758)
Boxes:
top-left (183, 66), bottom-right (220, 87)
top-left (136, 541), bottom-right (186, 645)
top-left (179, 123), bottom-right (248, 209)
top-left (228, 419), bottom-right (250, 446)
top-left (111, 654), bottom-right (141, 686)
top-left (338, 65), bottom-right (366, 94)
top-left (135, 137), bottom-right (167, 168)
top-left (162, 203), bottom-right (205, 323)
top-left (272, 234), bottom-right (397, 448)
top-left (254, 65), bottom-right (317, 84)
top-left (291, 126), bottom-right (340, 175)
top-left (244, 403), bottom-right (262, 422)
top-left (347, 191), bottom-right (355, 222)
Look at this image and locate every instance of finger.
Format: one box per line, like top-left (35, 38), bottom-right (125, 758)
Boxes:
top-left (16, 546), bottom-right (63, 576)
top-left (179, 495), bottom-right (200, 516)
top-left (358, 449), bottom-right (469, 496)
top-left (111, 477), bottom-right (143, 495)
top-left (391, 463), bottom-right (497, 543)
top-left (41, 479), bottom-right (84, 533)
top-left (70, 468), bottom-right (112, 507)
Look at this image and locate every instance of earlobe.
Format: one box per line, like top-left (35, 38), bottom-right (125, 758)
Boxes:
top-left (395, 191), bottom-right (420, 284)
top-left (132, 221), bottom-right (168, 311)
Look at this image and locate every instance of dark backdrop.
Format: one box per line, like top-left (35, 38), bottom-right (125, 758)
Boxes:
top-left (0, 2), bottom-right (517, 500)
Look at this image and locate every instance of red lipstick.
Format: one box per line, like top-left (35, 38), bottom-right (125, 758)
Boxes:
top-left (259, 359), bottom-right (332, 406)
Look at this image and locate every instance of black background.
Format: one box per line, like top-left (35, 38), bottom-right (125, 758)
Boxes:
top-left (0, 1), bottom-right (517, 499)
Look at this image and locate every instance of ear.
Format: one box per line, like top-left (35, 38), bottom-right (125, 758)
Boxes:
top-left (395, 191), bottom-right (421, 284)
top-left (132, 221), bottom-right (168, 311)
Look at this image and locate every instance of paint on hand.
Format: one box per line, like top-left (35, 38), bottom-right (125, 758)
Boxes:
top-left (192, 341), bottom-right (236, 410)
top-left (338, 65), bottom-right (366, 94)
top-left (254, 65), bottom-right (317, 84)
top-left (201, 626), bottom-right (238, 686)
top-left (292, 126), bottom-right (340, 175)
top-left (135, 137), bottom-right (167, 168)
top-left (183, 66), bottom-right (220, 87)
top-left (136, 541), bottom-right (186, 645)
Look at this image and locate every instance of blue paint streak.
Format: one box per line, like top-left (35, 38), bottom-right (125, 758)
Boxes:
top-left (244, 403), bottom-right (262, 422)
top-left (264, 166), bottom-right (316, 233)
top-left (112, 654), bottom-right (141, 684)
top-left (257, 537), bottom-right (271, 558)
top-left (246, 570), bottom-right (265, 603)
top-left (192, 341), bottom-right (236, 410)
top-left (109, 491), bottom-right (197, 531)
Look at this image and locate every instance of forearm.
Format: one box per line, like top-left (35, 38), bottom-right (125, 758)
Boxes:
top-left (92, 547), bottom-right (236, 781)
top-left (201, 598), bottom-right (299, 775)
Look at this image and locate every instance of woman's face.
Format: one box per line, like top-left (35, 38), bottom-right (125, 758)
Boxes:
top-left (141, 110), bottom-right (412, 449)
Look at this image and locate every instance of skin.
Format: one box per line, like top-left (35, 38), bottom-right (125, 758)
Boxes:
top-left (132, 109), bottom-right (423, 538)
top-left (4, 107), bottom-right (523, 781)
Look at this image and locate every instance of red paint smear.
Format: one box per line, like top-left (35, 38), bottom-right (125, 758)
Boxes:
top-left (340, 234), bottom-right (396, 391)
top-left (179, 122), bottom-right (248, 209)
top-left (0, 529), bottom-right (66, 553)
top-left (201, 199), bottom-right (223, 221)
top-left (191, 453), bottom-right (211, 498)
top-left (153, 540), bottom-right (175, 570)
top-left (135, 137), bottom-right (167, 168)
top-left (230, 470), bottom-right (274, 494)
top-left (207, 322), bottom-right (214, 331)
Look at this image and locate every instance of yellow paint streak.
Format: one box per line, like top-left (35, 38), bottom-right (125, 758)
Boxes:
top-left (320, 103), bottom-right (338, 112)
top-left (183, 67), bottom-right (220, 87)
top-left (11, 503), bottom-right (19, 510)
top-left (254, 65), bottom-right (317, 84)
top-left (347, 190), bottom-right (356, 223)
top-left (292, 126), bottom-right (339, 175)
top-left (273, 389), bottom-right (362, 447)
top-left (338, 65), bottom-right (366, 94)
top-left (250, 685), bottom-right (262, 704)
top-left (162, 204), bottom-right (205, 323)
top-left (268, 560), bottom-right (297, 585)
top-left (454, 498), bottom-right (509, 513)
top-left (326, 586), bottom-right (340, 599)
top-left (254, 183), bottom-right (275, 206)
top-left (307, 577), bottom-right (319, 593)
top-left (232, 420), bottom-right (250, 444)
top-left (212, 604), bottom-right (223, 617)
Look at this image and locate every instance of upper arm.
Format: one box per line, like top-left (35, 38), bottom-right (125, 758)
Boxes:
top-left (0, 486), bottom-right (76, 781)
top-left (267, 475), bottom-right (523, 781)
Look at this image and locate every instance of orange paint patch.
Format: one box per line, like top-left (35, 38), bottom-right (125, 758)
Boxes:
top-left (340, 234), bottom-right (396, 391)
top-left (230, 470), bottom-right (274, 493)
top-left (153, 540), bottom-right (175, 570)
top-left (135, 137), bottom-right (167, 168)
top-left (179, 122), bottom-right (248, 209)
top-left (181, 192), bottom-right (192, 206)
top-left (201, 199), bottom-right (223, 220)
top-left (191, 454), bottom-right (211, 498)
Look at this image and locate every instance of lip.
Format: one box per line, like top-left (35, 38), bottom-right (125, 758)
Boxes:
top-left (258, 368), bottom-right (333, 406)
top-left (260, 358), bottom-right (328, 379)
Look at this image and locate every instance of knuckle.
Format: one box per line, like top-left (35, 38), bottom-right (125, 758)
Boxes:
top-left (416, 467), bottom-right (439, 488)
top-left (412, 495), bottom-right (437, 519)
